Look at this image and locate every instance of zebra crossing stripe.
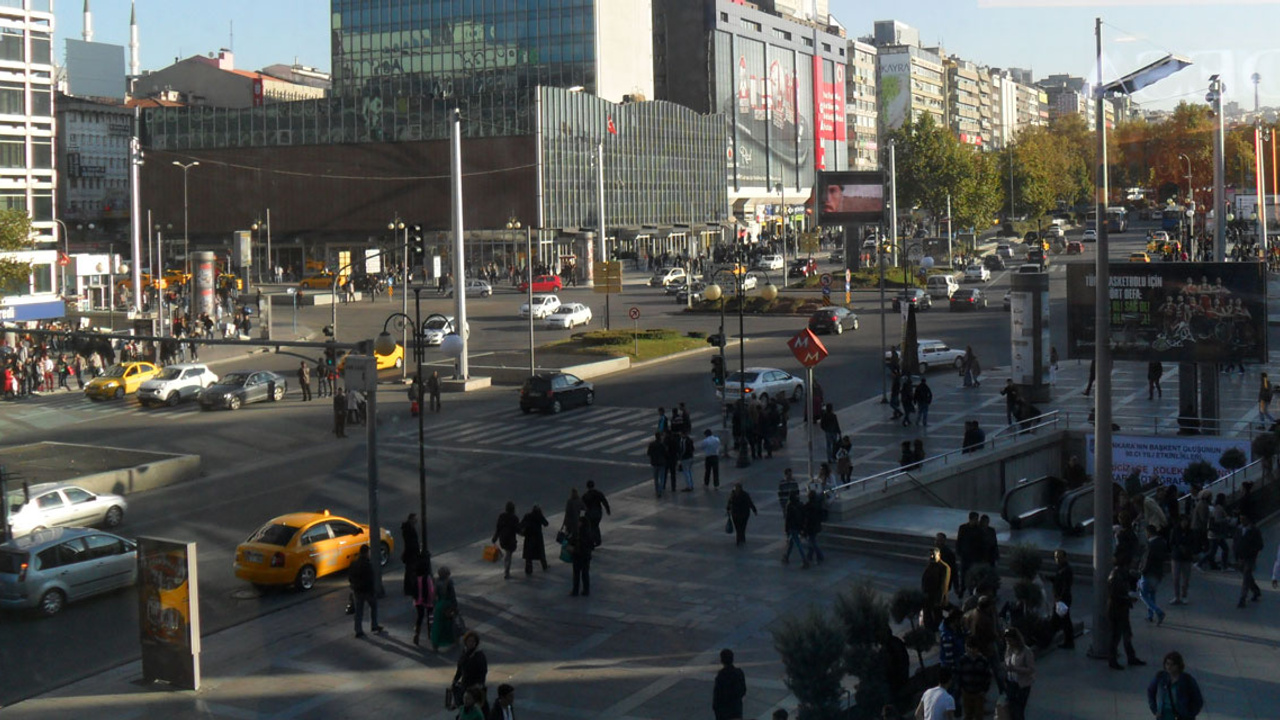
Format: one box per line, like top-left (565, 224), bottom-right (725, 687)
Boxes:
top-left (594, 428), bottom-right (655, 455)
top-left (546, 425), bottom-right (629, 449)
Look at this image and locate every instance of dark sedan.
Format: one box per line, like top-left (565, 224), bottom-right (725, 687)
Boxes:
top-left (808, 307), bottom-right (859, 335)
top-left (892, 288), bottom-right (932, 311)
top-left (519, 372), bottom-right (594, 414)
top-left (198, 370), bottom-right (288, 411)
top-left (982, 255), bottom-right (1006, 271)
top-left (788, 257), bottom-right (818, 278)
top-left (949, 288), bottom-right (988, 311)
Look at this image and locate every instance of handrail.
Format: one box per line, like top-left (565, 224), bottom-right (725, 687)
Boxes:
top-left (899, 470), bottom-right (953, 508)
top-left (987, 410), bottom-right (1062, 442)
top-left (1059, 409), bottom-right (1262, 440)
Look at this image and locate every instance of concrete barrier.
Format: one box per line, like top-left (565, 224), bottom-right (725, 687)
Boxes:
top-left (476, 355), bottom-right (632, 386)
top-left (0, 442), bottom-right (201, 498)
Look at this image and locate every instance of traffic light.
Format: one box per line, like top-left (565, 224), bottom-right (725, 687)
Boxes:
top-left (710, 355), bottom-right (725, 386)
top-left (324, 340), bottom-right (337, 367)
top-left (322, 324), bottom-right (334, 338)
top-left (706, 333), bottom-right (725, 348)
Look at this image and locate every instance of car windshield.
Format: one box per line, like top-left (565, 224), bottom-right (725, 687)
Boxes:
top-left (101, 365), bottom-right (127, 378)
top-left (246, 523), bottom-right (300, 546)
top-left (552, 307), bottom-right (573, 314)
top-left (155, 367), bottom-right (184, 381)
top-left (425, 318), bottom-right (451, 330)
top-left (220, 372), bottom-right (250, 386)
top-left (725, 372), bottom-right (759, 384)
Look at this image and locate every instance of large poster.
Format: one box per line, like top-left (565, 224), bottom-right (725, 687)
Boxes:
top-left (1065, 262), bottom-right (1267, 362)
top-left (138, 537), bottom-right (200, 690)
top-left (813, 55), bottom-right (847, 171)
top-left (1085, 433), bottom-right (1248, 490)
top-left (816, 171), bottom-right (885, 224)
top-left (720, 33), bottom-right (813, 189)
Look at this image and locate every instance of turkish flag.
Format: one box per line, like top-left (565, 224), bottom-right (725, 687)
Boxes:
top-left (607, 116), bottom-right (617, 135)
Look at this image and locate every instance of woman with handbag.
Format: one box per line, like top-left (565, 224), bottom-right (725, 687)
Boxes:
top-left (450, 632), bottom-right (489, 713)
top-left (519, 504), bottom-right (549, 575)
top-left (431, 566), bottom-right (458, 651)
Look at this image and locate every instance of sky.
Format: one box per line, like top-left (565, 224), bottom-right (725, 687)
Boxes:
top-left (52, 0), bottom-right (1280, 111)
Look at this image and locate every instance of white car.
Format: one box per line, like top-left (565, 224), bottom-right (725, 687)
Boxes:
top-left (719, 367), bottom-right (804, 405)
top-left (1081, 228), bottom-right (1097, 242)
top-left (136, 363), bottom-right (218, 407)
top-left (447, 279), bottom-right (493, 298)
top-left (963, 265), bottom-right (991, 283)
top-left (519, 294), bottom-right (561, 319)
top-left (649, 267), bottom-right (687, 287)
top-left (756, 254), bottom-right (785, 271)
top-left (740, 272), bottom-right (760, 291)
top-left (422, 316), bottom-right (470, 346)
top-left (996, 244), bottom-right (1014, 259)
top-left (885, 339), bottom-right (967, 374)
top-left (543, 303), bottom-right (593, 329)
top-left (4, 483), bottom-right (127, 538)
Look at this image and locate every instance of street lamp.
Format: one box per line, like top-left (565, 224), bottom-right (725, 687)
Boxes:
top-left (389, 216), bottom-right (408, 379)
top-left (703, 268), bottom-right (778, 468)
top-left (172, 161), bottom-right (199, 276)
top-left (508, 217), bottom-right (535, 376)
top-left (774, 182), bottom-right (787, 270)
top-left (377, 303), bottom-right (463, 558)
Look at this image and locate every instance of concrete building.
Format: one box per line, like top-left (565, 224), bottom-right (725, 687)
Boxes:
top-left (1038, 74), bottom-right (1093, 125)
top-left (945, 56), bottom-right (986, 148)
top-left (55, 93), bottom-right (132, 247)
top-left (874, 42), bottom-right (945, 132)
top-left (1011, 71), bottom-right (1048, 133)
top-left (132, 50), bottom-right (328, 108)
top-left (0, 0), bottom-right (56, 251)
top-left (990, 69), bottom-right (1019, 149)
top-left (846, 38), bottom-right (878, 169)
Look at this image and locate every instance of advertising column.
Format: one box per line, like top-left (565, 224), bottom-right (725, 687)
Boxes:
top-left (137, 537), bottom-right (200, 690)
top-left (1010, 270), bottom-right (1051, 403)
top-left (190, 251), bottom-right (217, 320)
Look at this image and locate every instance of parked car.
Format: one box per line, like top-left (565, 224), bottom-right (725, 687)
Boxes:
top-left (982, 255), bottom-right (1006, 271)
top-left (963, 264), bottom-right (991, 282)
top-left (3, 483), bottom-right (127, 539)
top-left (892, 288), bottom-right (933, 311)
top-left (719, 367), bottom-right (804, 405)
top-left (136, 363), bottom-right (218, 407)
top-left (519, 294), bottom-right (562, 320)
top-left (788, 257), bottom-right (818, 279)
top-left (544, 303), bottom-right (593, 329)
top-left (421, 316), bottom-right (469, 346)
top-left (0, 528), bottom-right (137, 616)
top-left (755, 254), bottom-right (785, 271)
top-left (1066, 240), bottom-right (1085, 255)
top-left (233, 511), bottom-right (393, 591)
top-left (517, 274), bottom-right (563, 293)
top-left (949, 288), bottom-right (988, 311)
top-left (1081, 228), bottom-right (1097, 242)
top-left (84, 361), bottom-right (161, 401)
top-left (649, 267), bottom-right (687, 287)
top-left (885, 339), bottom-right (967, 373)
top-left (520, 372), bottom-right (594, 414)
top-left (198, 370), bottom-right (288, 411)
top-left (447, 278), bottom-right (493, 298)
top-left (808, 307), bottom-right (859, 335)
top-left (676, 281), bottom-right (707, 304)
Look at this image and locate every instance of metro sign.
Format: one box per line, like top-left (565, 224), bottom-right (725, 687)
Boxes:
top-left (787, 327), bottom-right (828, 368)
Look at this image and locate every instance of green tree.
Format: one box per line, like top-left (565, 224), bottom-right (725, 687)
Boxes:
top-left (890, 114), bottom-right (971, 226)
top-left (834, 581), bottom-right (893, 719)
top-left (772, 606), bottom-right (847, 720)
top-left (0, 208), bottom-right (33, 293)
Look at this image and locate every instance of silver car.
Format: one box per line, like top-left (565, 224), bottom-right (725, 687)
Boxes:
top-left (0, 527), bottom-right (137, 615)
top-left (5, 483), bottom-right (127, 538)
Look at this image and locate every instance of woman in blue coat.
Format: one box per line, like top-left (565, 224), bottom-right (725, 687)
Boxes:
top-left (1147, 651), bottom-right (1204, 719)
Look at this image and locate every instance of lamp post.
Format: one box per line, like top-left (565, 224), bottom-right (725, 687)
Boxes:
top-left (389, 216), bottom-right (408, 379)
top-left (704, 268), bottom-right (778, 468)
top-left (775, 182), bottom-right (787, 270)
top-left (250, 218), bottom-right (264, 284)
top-left (377, 302), bottom-right (464, 558)
top-left (172, 161), bottom-right (199, 276)
top-left (508, 217), bottom-right (535, 376)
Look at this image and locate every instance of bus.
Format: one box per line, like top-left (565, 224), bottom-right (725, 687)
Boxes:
top-left (1084, 207), bottom-right (1129, 233)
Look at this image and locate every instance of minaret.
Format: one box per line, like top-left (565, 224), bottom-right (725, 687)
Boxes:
top-left (129, 0), bottom-right (140, 78)
top-left (82, 0), bottom-right (93, 42)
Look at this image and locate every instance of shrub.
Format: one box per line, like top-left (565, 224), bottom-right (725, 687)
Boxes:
top-left (902, 625), bottom-right (937, 672)
top-left (1251, 432), bottom-right (1279, 462)
top-left (1012, 578), bottom-right (1044, 610)
top-left (1219, 447), bottom-right (1248, 472)
top-left (1181, 460), bottom-right (1218, 488)
top-left (966, 564), bottom-right (1001, 597)
top-left (772, 606), bottom-right (846, 720)
top-left (834, 582), bottom-right (893, 720)
top-left (1006, 544), bottom-right (1043, 581)
top-left (889, 588), bottom-right (927, 627)
top-left (1124, 469), bottom-right (1144, 497)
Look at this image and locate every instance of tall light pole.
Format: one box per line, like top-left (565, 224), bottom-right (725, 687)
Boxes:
top-left (389, 216), bottom-right (408, 379)
top-left (1209, 75), bottom-right (1226, 261)
top-left (775, 182), bottom-right (787, 270)
top-left (509, 217), bottom-right (535, 376)
top-left (1179, 153), bottom-right (1194, 254)
top-left (172, 161), bottom-right (199, 276)
top-left (704, 269), bottom-right (778, 468)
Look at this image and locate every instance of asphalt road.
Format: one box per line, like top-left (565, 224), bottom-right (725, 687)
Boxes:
top-left (0, 222), bottom-right (1154, 706)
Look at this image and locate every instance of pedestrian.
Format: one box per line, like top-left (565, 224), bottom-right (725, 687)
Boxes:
top-left (933, 533), bottom-right (958, 593)
top-left (835, 435), bottom-right (852, 482)
top-left (889, 371), bottom-right (902, 419)
top-left (1043, 549), bottom-right (1075, 649)
top-left (663, 429), bottom-right (681, 494)
top-left (410, 555), bottom-right (434, 646)
top-left (962, 346), bottom-right (981, 388)
top-left (961, 420), bottom-right (986, 454)
top-left (1003, 628), bottom-right (1035, 720)
top-left (1258, 372), bottom-right (1275, 425)
top-left (1049, 346), bottom-right (1059, 384)
top-left (915, 376), bottom-right (933, 426)
top-left (1148, 361), bottom-right (1164, 400)
top-left (1146, 651), bottom-right (1204, 720)
top-left (819, 403), bottom-right (841, 462)
top-left (297, 360), bottom-right (311, 401)
top-left (956, 512), bottom-right (981, 596)
top-left (1138, 524), bottom-right (1169, 625)
top-left (647, 432), bottom-right (668, 498)
top-left (1084, 358), bottom-right (1096, 396)
top-left (570, 515), bottom-right (593, 597)
top-left (1235, 512), bottom-right (1264, 608)
top-left (921, 547), bottom-right (951, 630)
top-left (914, 666), bottom-right (956, 720)
top-left (782, 491), bottom-right (808, 567)
top-left (701, 429), bottom-right (722, 489)
top-left (1107, 553), bottom-right (1145, 670)
top-left (431, 566), bottom-right (458, 650)
top-left (726, 482), bottom-right (758, 547)
top-left (1169, 514), bottom-right (1195, 605)
top-left (656, 406), bottom-right (670, 432)
top-left (401, 511), bottom-right (421, 568)
top-left (979, 514), bottom-right (999, 567)
top-left (332, 387), bottom-right (348, 437)
top-left (678, 428), bottom-right (696, 491)
top-left (487, 683), bottom-right (515, 720)
top-left (451, 631), bottom-right (489, 711)
top-left (582, 480), bottom-right (611, 547)
top-left (803, 489), bottom-right (825, 565)
top-left (518, 504), bottom-right (549, 575)
top-left (1001, 379), bottom-right (1020, 425)
top-left (711, 648), bottom-right (747, 720)
top-left (955, 638), bottom-right (993, 720)
top-left (491, 501), bottom-right (521, 580)
top-left (899, 376), bottom-right (915, 426)
top-left (1200, 493), bottom-right (1232, 570)
top-left (315, 357), bottom-right (330, 397)
top-left (349, 545), bottom-right (383, 638)
top-left (428, 370), bottom-right (442, 412)
top-left (777, 467), bottom-right (800, 511)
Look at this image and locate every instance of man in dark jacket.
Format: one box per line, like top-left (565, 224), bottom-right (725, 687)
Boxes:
top-left (1138, 524), bottom-right (1169, 625)
top-left (491, 502), bottom-right (521, 580)
top-left (955, 512), bottom-right (981, 596)
top-left (582, 480), bottom-right (611, 547)
top-left (570, 516), bottom-right (593, 596)
top-left (1235, 513), bottom-right (1264, 607)
top-left (819, 403), bottom-right (841, 461)
top-left (933, 533), bottom-right (958, 592)
top-left (663, 430), bottom-right (682, 495)
top-left (712, 648), bottom-right (747, 720)
top-left (647, 433), bottom-right (667, 498)
top-left (914, 376), bottom-right (933, 426)
top-left (1107, 554), bottom-right (1145, 670)
top-left (349, 545), bottom-right (383, 638)
top-left (783, 493), bottom-right (808, 568)
top-left (333, 387), bottom-right (348, 438)
top-left (1169, 514), bottom-right (1196, 605)
top-left (1044, 549), bottom-right (1075, 649)
top-left (803, 490), bottom-right (825, 565)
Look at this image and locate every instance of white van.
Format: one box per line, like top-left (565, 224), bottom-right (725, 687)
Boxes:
top-left (925, 274), bottom-right (959, 300)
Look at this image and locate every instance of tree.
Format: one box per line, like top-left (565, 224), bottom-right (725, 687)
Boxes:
top-left (889, 588), bottom-right (935, 671)
top-left (835, 581), bottom-right (893, 719)
top-left (890, 114), bottom-right (972, 226)
top-left (0, 208), bottom-right (33, 293)
top-left (1181, 460), bottom-right (1218, 489)
top-left (772, 606), bottom-right (847, 720)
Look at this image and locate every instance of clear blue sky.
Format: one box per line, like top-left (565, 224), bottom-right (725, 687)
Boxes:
top-left (54, 0), bottom-right (1280, 110)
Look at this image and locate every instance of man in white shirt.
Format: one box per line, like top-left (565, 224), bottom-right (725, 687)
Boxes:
top-left (701, 429), bottom-right (722, 489)
top-left (915, 667), bottom-right (956, 720)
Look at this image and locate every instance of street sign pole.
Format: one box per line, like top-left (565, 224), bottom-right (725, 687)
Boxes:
top-left (806, 366), bottom-right (814, 481)
top-left (628, 306), bottom-right (641, 356)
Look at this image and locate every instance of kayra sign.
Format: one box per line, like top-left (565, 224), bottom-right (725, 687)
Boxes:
top-left (787, 328), bottom-right (828, 368)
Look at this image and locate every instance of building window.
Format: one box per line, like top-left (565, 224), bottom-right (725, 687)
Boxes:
top-left (32, 263), bottom-right (52, 293)
top-left (773, 28), bottom-right (791, 41)
top-left (0, 82), bottom-right (20, 114)
top-left (741, 19), bottom-right (761, 32)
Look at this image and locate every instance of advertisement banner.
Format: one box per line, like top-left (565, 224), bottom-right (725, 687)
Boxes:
top-left (1085, 433), bottom-right (1248, 490)
top-left (817, 170), bottom-right (885, 224)
top-left (137, 537), bottom-right (200, 690)
top-left (233, 230), bottom-right (253, 269)
top-left (1065, 262), bottom-right (1267, 362)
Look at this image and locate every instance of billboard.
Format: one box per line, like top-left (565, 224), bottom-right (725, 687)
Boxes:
top-left (1065, 262), bottom-right (1267, 363)
top-left (816, 171), bottom-right (885, 224)
top-left (66, 39), bottom-right (127, 100)
top-left (137, 537), bottom-right (201, 690)
top-left (1086, 433), bottom-right (1248, 491)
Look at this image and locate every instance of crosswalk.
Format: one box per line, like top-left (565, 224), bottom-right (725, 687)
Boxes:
top-left (381, 405), bottom-right (726, 461)
top-left (0, 389), bottom-right (200, 433)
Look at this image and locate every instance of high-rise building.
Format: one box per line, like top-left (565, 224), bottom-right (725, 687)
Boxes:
top-left (1038, 74), bottom-right (1093, 125)
top-left (846, 38), bottom-right (878, 169)
top-left (874, 42), bottom-right (944, 132)
top-left (945, 56), bottom-right (985, 148)
top-left (0, 0), bottom-right (56, 247)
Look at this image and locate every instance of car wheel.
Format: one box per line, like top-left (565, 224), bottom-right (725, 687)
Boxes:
top-left (853, 318), bottom-right (860, 331)
top-left (295, 565), bottom-right (317, 591)
top-left (585, 390), bottom-right (595, 406)
top-left (791, 385), bottom-right (804, 402)
top-left (835, 323), bottom-right (843, 335)
top-left (551, 399), bottom-right (562, 414)
top-left (378, 541), bottom-right (391, 567)
top-left (114, 387), bottom-right (124, 400)
top-left (919, 362), bottom-right (930, 374)
top-left (520, 405), bottom-right (532, 414)
top-left (273, 386), bottom-right (285, 402)
top-left (39, 588), bottom-right (66, 616)
top-left (394, 357), bottom-right (404, 369)
top-left (165, 392), bottom-right (180, 407)
top-left (104, 506), bottom-right (124, 528)
top-left (227, 396), bottom-right (242, 411)
top-left (954, 357), bottom-right (965, 370)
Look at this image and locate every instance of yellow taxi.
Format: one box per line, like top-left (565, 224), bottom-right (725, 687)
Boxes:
top-left (298, 273), bottom-right (345, 290)
top-left (163, 269), bottom-right (191, 287)
top-left (233, 510), bottom-right (394, 591)
top-left (114, 273), bottom-right (154, 293)
top-left (84, 361), bottom-right (161, 400)
top-left (1128, 252), bottom-right (1151, 263)
top-left (338, 343), bottom-right (404, 372)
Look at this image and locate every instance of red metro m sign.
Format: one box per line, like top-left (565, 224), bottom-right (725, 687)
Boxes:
top-left (787, 328), bottom-right (828, 368)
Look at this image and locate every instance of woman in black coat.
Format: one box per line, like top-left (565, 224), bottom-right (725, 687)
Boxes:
top-left (726, 482), bottom-right (758, 547)
top-left (519, 504), bottom-right (549, 575)
top-left (491, 501), bottom-right (521, 580)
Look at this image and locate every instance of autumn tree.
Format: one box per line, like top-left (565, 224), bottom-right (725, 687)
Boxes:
top-left (0, 208), bottom-right (33, 293)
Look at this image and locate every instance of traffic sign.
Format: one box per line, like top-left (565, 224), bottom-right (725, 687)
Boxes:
top-left (786, 327), bottom-right (828, 368)
top-left (57, 252), bottom-right (69, 267)
top-left (907, 243), bottom-right (924, 262)
top-left (628, 306), bottom-right (641, 320)
top-left (593, 261), bottom-right (623, 294)
top-left (821, 286), bottom-right (831, 296)
top-left (819, 273), bottom-right (832, 287)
